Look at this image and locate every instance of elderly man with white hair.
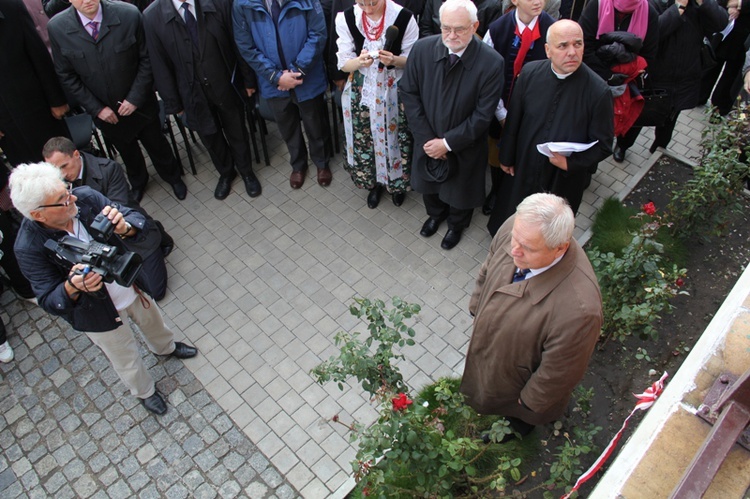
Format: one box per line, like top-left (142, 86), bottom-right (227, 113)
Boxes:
top-left (400, 0), bottom-right (504, 250)
top-left (460, 193), bottom-right (602, 440)
top-left (10, 163), bottom-right (197, 415)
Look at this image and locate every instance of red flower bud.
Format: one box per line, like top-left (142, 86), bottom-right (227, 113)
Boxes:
top-left (391, 393), bottom-right (413, 412)
top-left (332, 414), bottom-right (339, 422)
top-left (642, 202), bottom-right (657, 216)
top-left (676, 278), bottom-right (684, 287)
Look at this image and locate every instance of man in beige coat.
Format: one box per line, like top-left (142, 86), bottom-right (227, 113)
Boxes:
top-left (460, 193), bottom-right (602, 437)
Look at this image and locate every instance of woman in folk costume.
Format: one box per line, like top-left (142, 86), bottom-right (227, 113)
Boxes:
top-left (579, 0), bottom-right (659, 162)
top-left (335, 0), bottom-right (418, 208)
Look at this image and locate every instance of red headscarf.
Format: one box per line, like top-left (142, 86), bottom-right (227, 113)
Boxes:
top-left (596, 0), bottom-right (649, 40)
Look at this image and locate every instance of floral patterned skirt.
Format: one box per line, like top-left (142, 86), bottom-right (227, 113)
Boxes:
top-left (342, 71), bottom-right (413, 193)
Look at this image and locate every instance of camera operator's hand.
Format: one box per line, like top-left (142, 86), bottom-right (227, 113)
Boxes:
top-left (65, 264), bottom-right (104, 299)
top-left (101, 205), bottom-right (132, 237)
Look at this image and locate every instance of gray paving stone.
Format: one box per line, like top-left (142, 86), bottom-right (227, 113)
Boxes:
top-left (6, 113), bottom-right (710, 499)
top-left (43, 471), bottom-right (66, 494)
top-left (194, 482), bottom-right (218, 499)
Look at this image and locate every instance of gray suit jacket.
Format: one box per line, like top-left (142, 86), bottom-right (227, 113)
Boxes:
top-left (80, 152), bottom-right (161, 259)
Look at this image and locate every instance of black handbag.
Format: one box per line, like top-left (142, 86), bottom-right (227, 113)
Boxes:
top-left (700, 33), bottom-right (723, 72)
top-left (633, 87), bottom-right (674, 128)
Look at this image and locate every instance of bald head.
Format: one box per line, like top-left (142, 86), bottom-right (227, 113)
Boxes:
top-left (545, 20), bottom-right (584, 75)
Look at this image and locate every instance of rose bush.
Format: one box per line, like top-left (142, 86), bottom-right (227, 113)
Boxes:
top-left (588, 204), bottom-right (688, 343)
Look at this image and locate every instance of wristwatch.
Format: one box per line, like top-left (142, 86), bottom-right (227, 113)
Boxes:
top-left (119, 222), bottom-right (132, 238)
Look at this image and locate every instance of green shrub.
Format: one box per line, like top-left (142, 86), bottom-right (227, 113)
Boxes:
top-left (588, 205), bottom-right (687, 342)
top-left (666, 107), bottom-right (750, 241)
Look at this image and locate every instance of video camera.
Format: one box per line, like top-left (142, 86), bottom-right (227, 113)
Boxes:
top-left (45, 213), bottom-right (143, 287)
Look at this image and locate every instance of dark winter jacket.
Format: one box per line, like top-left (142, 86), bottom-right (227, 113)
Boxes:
top-left (14, 187), bottom-right (148, 332)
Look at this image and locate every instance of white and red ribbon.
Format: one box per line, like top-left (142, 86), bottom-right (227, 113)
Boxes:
top-left (561, 371), bottom-right (669, 499)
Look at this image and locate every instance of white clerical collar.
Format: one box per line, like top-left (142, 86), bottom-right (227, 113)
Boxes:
top-left (515, 11), bottom-right (538, 33)
top-left (550, 64), bottom-right (574, 79)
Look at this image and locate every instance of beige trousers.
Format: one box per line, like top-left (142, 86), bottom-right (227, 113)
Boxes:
top-left (85, 293), bottom-right (175, 399)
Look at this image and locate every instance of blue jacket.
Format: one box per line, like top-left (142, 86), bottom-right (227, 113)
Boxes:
top-left (14, 187), bottom-right (148, 333)
top-left (232, 0), bottom-right (327, 101)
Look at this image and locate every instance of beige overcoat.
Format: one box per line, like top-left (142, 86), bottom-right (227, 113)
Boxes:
top-left (460, 216), bottom-right (603, 426)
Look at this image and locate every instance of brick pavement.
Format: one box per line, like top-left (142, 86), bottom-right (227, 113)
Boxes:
top-left (0, 105), bottom-right (709, 498)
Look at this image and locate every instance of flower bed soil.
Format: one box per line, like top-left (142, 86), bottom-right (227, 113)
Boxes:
top-left (509, 155), bottom-right (750, 497)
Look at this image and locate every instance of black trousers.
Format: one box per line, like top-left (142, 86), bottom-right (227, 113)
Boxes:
top-left (617, 110), bottom-right (681, 152)
top-left (616, 125), bottom-right (642, 151)
top-left (135, 250), bottom-right (168, 302)
top-left (423, 193), bottom-right (473, 230)
top-left (104, 115), bottom-right (182, 191)
top-left (267, 92), bottom-right (330, 172)
top-left (198, 100), bottom-right (254, 179)
top-left (0, 211), bottom-right (33, 298)
top-left (700, 57), bottom-right (745, 116)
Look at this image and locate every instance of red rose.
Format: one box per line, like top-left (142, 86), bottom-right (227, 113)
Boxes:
top-left (332, 414), bottom-right (339, 422)
top-left (676, 278), bottom-right (685, 287)
top-left (642, 202), bottom-right (657, 216)
top-left (392, 393), bottom-right (413, 412)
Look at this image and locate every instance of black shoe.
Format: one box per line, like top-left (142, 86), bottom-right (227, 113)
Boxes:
top-left (441, 229), bottom-right (462, 250)
top-left (392, 192), bottom-right (406, 207)
top-left (482, 191), bottom-right (496, 216)
top-left (131, 187), bottom-right (145, 203)
top-left (420, 217), bottom-right (443, 238)
top-left (172, 180), bottom-right (187, 200)
top-left (649, 143), bottom-right (661, 154)
top-left (242, 174), bottom-right (262, 198)
top-left (141, 392), bottom-right (167, 415)
top-left (170, 341), bottom-right (198, 359)
top-left (214, 175), bottom-right (235, 200)
top-left (367, 185), bottom-right (383, 209)
top-left (161, 243), bottom-right (174, 258)
top-left (613, 147), bottom-right (626, 163)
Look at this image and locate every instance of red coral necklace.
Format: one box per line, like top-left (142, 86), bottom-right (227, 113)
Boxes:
top-left (362, 4), bottom-right (386, 41)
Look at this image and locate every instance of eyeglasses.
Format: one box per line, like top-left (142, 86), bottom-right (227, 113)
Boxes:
top-left (355, 0), bottom-right (379, 5)
top-left (36, 183), bottom-right (74, 210)
top-left (440, 25), bottom-right (472, 35)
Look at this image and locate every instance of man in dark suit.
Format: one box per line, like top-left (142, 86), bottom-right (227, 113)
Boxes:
top-left (42, 136), bottom-right (172, 301)
top-left (400, 0), bottom-right (504, 250)
top-left (47, 0), bottom-right (188, 203)
top-left (0, 0), bottom-right (69, 167)
top-left (143, 0), bottom-right (261, 200)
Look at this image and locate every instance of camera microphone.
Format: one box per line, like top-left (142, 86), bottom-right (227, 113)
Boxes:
top-left (379, 25), bottom-right (400, 70)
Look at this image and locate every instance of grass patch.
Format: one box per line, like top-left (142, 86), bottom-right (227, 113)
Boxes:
top-left (589, 197), bottom-right (687, 267)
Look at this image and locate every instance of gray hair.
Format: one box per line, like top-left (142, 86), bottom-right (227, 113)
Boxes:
top-left (439, 0), bottom-right (478, 23)
top-left (515, 193), bottom-right (574, 248)
top-left (9, 162), bottom-right (66, 219)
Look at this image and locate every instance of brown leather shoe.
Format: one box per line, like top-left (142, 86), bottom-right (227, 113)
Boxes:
top-left (290, 169), bottom-right (306, 189)
top-left (317, 167), bottom-right (332, 187)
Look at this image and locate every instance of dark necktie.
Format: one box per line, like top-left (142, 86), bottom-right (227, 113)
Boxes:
top-left (181, 3), bottom-right (199, 47)
top-left (87, 21), bottom-right (99, 41)
top-left (448, 53), bottom-right (459, 68)
top-left (72, 179), bottom-right (84, 188)
top-left (271, 0), bottom-right (281, 23)
top-left (512, 268), bottom-right (531, 283)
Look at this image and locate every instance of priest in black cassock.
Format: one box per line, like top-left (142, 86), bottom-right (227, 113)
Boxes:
top-left (488, 19), bottom-right (613, 236)
top-left (400, 0), bottom-right (504, 250)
